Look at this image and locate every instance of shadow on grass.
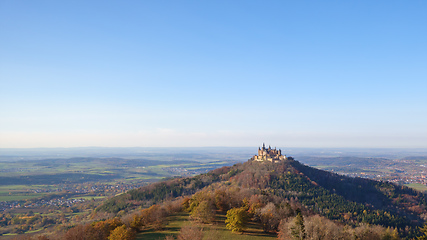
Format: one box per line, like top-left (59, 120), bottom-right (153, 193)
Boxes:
top-left (214, 212), bottom-right (277, 239)
top-left (136, 231), bottom-right (176, 240)
top-left (137, 211), bottom-right (276, 240)
top-left (136, 213), bottom-right (189, 240)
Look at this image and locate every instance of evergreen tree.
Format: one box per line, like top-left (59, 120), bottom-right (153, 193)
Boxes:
top-left (291, 211), bottom-right (306, 240)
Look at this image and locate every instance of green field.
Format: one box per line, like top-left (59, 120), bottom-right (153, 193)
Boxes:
top-left (0, 185), bottom-right (51, 201)
top-left (405, 183), bottom-right (427, 192)
top-left (0, 193), bottom-right (46, 202)
top-left (70, 196), bottom-right (107, 200)
top-left (0, 157), bottom-right (238, 202)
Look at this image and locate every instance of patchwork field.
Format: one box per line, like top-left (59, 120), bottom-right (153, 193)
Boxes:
top-left (0, 154), bottom-right (242, 203)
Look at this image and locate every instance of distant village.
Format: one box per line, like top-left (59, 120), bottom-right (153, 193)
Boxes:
top-left (252, 144), bottom-right (427, 191)
top-left (325, 159), bottom-right (427, 189)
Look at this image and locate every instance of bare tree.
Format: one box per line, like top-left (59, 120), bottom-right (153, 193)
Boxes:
top-left (177, 225), bottom-right (203, 240)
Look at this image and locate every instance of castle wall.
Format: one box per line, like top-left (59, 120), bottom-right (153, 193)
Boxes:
top-left (252, 145), bottom-right (286, 163)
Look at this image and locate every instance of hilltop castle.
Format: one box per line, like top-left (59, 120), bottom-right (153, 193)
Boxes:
top-left (251, 143), bottom-right (287, 163)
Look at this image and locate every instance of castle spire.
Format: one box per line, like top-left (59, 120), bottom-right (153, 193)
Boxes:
top-left (252, 144), bottom-right (287, 163)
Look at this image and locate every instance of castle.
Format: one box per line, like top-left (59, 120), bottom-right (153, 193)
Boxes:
top-left (251, 143), bottom-right (287, 163)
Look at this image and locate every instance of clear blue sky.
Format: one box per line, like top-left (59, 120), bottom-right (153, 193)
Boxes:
top-left (1, 1), bottom-right (426, 148)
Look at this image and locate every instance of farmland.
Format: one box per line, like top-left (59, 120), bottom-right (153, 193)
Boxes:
top-left (0, 148), bottom-right (249, 237)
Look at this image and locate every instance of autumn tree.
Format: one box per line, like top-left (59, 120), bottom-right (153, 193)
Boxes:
top-left (257, 202), bottom-right (281, 232)
top-left (137, 204), bottom-right (167, 230)
top-left (247, 194), bottom-right (264, 217)
top-left (92, 218), bottom-right (123, 238)
top-left (214, 189), bottom-right (230, 212)
top-left (64, 223), bottom-right (99, 240)
top-left (225, 207), bottom-right (249, 233)
top-left (177, 225), bottom-right (204, 240)
top-left (418, 224), bottom-right (427, 240)
top-left (108, 225), bottom-right (135, 240)
top-left (354, 224), bottom-right (400, 240)
top-left (278, 211), bottom-right (306, 240)
top-left (304, 215), bottom-right (352, 240)
top-left (164, 198), bottom-right (184, 214)
top-left (279, 214), bottom-right (399, 240)
top-left (36, 236), bottom-right (50, 240)
top-left (190, 200), bottom-right (215, 223)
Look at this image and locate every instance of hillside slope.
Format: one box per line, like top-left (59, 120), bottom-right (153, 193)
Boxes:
top-left (98, 157), bottom-right (427, 230)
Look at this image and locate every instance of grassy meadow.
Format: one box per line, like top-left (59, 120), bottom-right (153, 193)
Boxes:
top-left (136, 212), bottom-right (276, 240)
top-left (405, 183), bottom-right (427, 192)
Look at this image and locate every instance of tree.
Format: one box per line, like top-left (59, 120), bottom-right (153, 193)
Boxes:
top-left (304, 215), bottom-right (353, 240)
top-left (418, 224), bottom-right (427, 240)
top-left (278, 211), bottom-right (306, 240)
top-left (64, 223), bottom-right (99, 240)
top-left (137, 204), bottom-right (167, 230)
top-left (214, 189), bottom-right (230, 212)
top-left (108, 225), bottom-right (135, 240)
top-left (128, 214), bottom-right (142, 231)
top-left (257, 202), bottom-right (281, 232)
top-left (225, 207), bottom-right (249, 233)
top-left (190, 200), bottom-right (215, 223)
top-left (177, 225), bottom-right (204, 240)
top-left (291, 212), bottom-right (306, 240)
top-left (36, 236), bottom-right (50, 240)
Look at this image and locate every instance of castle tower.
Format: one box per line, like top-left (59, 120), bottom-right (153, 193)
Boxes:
top-left (251, 144), bottom-right (288, 163)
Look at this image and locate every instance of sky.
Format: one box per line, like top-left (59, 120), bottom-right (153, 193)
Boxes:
top-left (1, 1), bottom-right (426, 148)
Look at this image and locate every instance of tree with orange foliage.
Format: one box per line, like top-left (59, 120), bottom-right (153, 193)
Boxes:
top-left (214, 189), bottom-right (229, 212)
top-left (92, 218), bottom-right (123, 238)
top-left (108, 225), bottom-right (135, 240)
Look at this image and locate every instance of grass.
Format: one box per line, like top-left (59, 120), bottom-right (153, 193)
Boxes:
top-left (210, 213), bottom-right (276, 240)
top-left (2, 233), bottom-right (18, 236)
top-left (25, 228), bottom-right (45, 234)
top-left (0, 193), bottom-right (45, 201)
top-left (0, 185), bottom-right (33, 190)
top-left (136, 212), bottom-right (276, 240)
top-left (405, 183), bottom-right (427, 192)
top-left (311, 165), bottom-right (334, 169)
top-left (70, 196), bottom-right (106, 200)
top-left (136, 213), bottom-right (189, 240)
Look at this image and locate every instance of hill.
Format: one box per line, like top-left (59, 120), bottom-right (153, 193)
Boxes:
top-left (13, 147), bottom-right (427, 239)
top-left (96, 151), bottom-right (427, 238)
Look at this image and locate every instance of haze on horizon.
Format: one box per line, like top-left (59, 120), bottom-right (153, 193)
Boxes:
top-left (1, 1), bottom-right (426, 148)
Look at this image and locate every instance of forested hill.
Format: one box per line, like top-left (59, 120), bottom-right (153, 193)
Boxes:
top-left (98, 157), bottom-right (427, 230)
